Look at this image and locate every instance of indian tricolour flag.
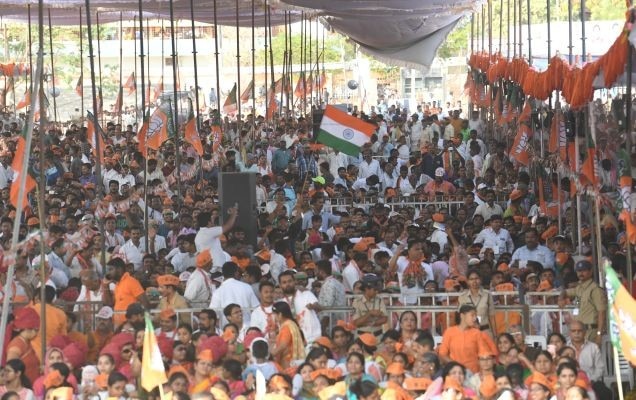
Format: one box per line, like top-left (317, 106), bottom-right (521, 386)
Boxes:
top-left (316, 105), bottom-right (375, 156)
top-left (140, 313), bottom-right (167, 392)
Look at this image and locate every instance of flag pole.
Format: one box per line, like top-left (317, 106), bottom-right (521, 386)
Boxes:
top-left (0, 0), bottom-right (45, 361)
top-left (213, 0), bottom-right (221, 113)
top-left (133, 16), bottom-right (138, 123)
top-left (136, 0), bottom-right (148, 253)
top-left (235, 0), bottom-right (242, 134)
top-left (118, 12), bottom-right (123, 126)
top-left (47, 9), bottom-right (57, 124)
top-left (168, 0), bottom-right (181, 201)
top-left (79, 7), bottom-right (84, 120)
top-left (28, 5), bottom-right (33, 91)
top-left (96, 12), bottom-right (104, 126)
top-left (189, 0), bottom-right (201, 131)
top-left (251, 0), bottom-right (255, 119)
top-left (263, 1), bottom-right (269, 121)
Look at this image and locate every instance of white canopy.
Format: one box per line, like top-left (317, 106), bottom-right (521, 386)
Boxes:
top-left (0, 0), bottom-right (481, 70)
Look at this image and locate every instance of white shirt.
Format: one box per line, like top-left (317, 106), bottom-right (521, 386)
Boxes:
top-left (269, 251), bottom-right (287, 283)
top-left (73, 286), bottom-right (103, 312)
top-left (282, 290), bottom-right (322, 343)
top-left (328, 151), bottom-right (349, 177)
top-left (358, 158), bottom-right (381, 179)
top-left (104, 230), bottom-right (125, 250)
top-left (250, 304), bottom-right (276, 339)
top-left (184, 268), bottom-right (214, 306)
top-left (209, 278), bottom-right (260, 326)
top-left (195, 226), bottom-right (224, 269)
top-left (342, 261), bottom-right (363, 293)
top-left (140, 235), bottom-right (167, 255)
top-left (396, 256), bottom-right (434, 305)
top-left (474, 227), bottom-right (514, 255)
top-left (167, 249), bottom-right (196, 273)
top-left (119, 240), bottom-right (144, 270)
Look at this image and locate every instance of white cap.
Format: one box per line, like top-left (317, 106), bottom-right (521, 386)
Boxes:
top-left (96, 306), bottom-right (114, 319)
top-left (435, 167), bottom-right (445, 177)
top-left (260, 263), bottom-right (271, 275)
top-left (179, 271), bottom-right (191, 282)
top-left (477, 183), bottom-right (488, 190)
top-left (468, 258), bottom-right (481, 266)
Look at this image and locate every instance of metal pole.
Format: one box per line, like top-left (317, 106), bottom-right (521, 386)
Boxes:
top-left (96, 12), bottom-right (104, 126)
top-left (507, 0), bottom-right (511, 58)
top-left (547, 0), bottom-right (552, 108)
top-left (28, 5), bottom-right (33, 89)
top-left (132, 16), bottom-right (138, 121)
top-left (264, 4), bottom-right (269, 120)
top-left (47, 9), bottom-right (57, 124)
top-left (526, 0), bottom-right (531, 63)
top-left (518, 0), bottom-right (523, 57)
top-left (0, 0), bottom-right (44, 362)
top-left (279, 11), bottom-right (287, 116)
top-left (499, 0), bottom-right (503, 53)
top-left (235, 0), bottom-right (241, 129)
top-left (471, 14), bottom-right (474, 54)
top-left (79, 7), bottom-right (84, 119)
top-left (118, 12), bottom-right (123, 125)
top-left (213, 0), bottom-right (221, 112)
top-left (481, 5), bottom-right (485, 54)
top-left (168, 0), bottom-right (181, 199)
top-left (302, 13), bottom-right (307, 112)
top-left (567, 0), bottom-right (573, 63)
top-left (251, 0), bottom-right (256, 117)
top-left (580, 0), bottom-right (586, 62)
top-left (190, 0), bottom-right (201, 130)
top-left (626, 6), bottom-right (634, 292)
top-left (488, 0), bottom-right (492, 56)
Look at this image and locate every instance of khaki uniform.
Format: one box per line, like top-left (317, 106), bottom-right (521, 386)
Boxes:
top-left (458, 288), bottom-right (496, 332)
top-left (566, 279), bottom-right (606, 341)
top-left (352, 295), bottom-right (388, 338)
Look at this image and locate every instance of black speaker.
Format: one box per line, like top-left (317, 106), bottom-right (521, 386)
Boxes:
top-left (312, 109), bottom-right (324, 137)
top-left (218, 172), bottom-right (258, 248)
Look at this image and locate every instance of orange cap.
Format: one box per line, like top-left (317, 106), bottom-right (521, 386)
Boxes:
top-left (358, 333), bottom-right (377, 348)
top-left (509, 189), bottom-right (524, 201)
top-left (353, 237), bottom-right (375, 252)
top-left (556, 252), bottom-right (570, 266)
top-left (432, 213), bottom-right (445, 223)
top-left (336, 320), bottom-right (355, 332)
top-left (159, 308), bottom-right (176, 319)
top-left (196, 250), bottom-right (212, 268)
top-left (197, 349), bottom-right (214, 362)
top-left (444, 279), bottom-right (459, 291)
top-left (478, 347), bottom-right (495, 358)
top-left (574, 379), bottom-right (588, 389)
top-left (497, 263), bottom-right (509, 272)
top-left (495, 283), bottom-right (514, 292)
top-left (157, 274), bottom-right (180, 287)
top-left (541, 226), bottom-right (558, 241)
top-left (314, 336), bottom-right (333, 350)
top-left (310, 368), bottom-right (342, 381)
top-left (403, 377), bottom-right (432, 391)
top-left (528, 372), bottom-right (552, 394)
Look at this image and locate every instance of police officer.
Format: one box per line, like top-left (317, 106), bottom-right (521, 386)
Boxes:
top-left (351, 274), bottom-right (388, 340)
top-left (558, 260), bottom-right (606, 344)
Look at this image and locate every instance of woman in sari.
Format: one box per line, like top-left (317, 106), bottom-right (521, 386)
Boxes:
top-left (270, 301), bottom-right (305, 369)
top-left (5, 308), bottom-right (40, 384)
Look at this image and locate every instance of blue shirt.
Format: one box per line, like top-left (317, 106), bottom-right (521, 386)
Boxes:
top-left (510, 244), bottom-right (555, 270)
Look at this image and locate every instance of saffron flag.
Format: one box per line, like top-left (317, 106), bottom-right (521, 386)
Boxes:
top-left (140, 313), bottom-right (168, 392)
top-left (137, 120), bottom-right (148, 158)
top-left (123, 72), bottom-right (136, 95)
top-left (509, 124), bottom-right (532, 166)
top-left (294, 74), bottom-right (306, 98)
top-left (146, 102), bottom-right (173, 150)
top-left (113, 87), bottom-right (123, 116)
top-left (184, 115), bottom-right (203, 156)
top-left (145, 80), bottom-right (151, 106)
top-left (315, 72), bottom-right (327, 91)
top-left (240, 79), bottom-right (253, 104)
top-left (265, 86), bottom-right (278, 121)
top-left (210, 124), bottom-right (223, 154)
top-left (274, 78), bottom-right (284, 94)
top-left (75, 74), bottom-right (83, 97)
top-left (9, 125), bottom-right (36, 208)
top-left (580, 133), bottom-right (599, 187)
top-left (16, 90), bottom-right (30, 110)
top-left (222, 83), bottom-right (237, 114)
top-left (86, 111), bottom-right (106, 164)
top-left (605, 262), bottom-right (636, 365)
top-left (618, 148), bottom-right (632, 211)
top-left (518, 100), bottom-right (532, 123)
top-left (548, 110), bottom-right (567, 161)
top-left (316, 105), bottom-right (375, 156)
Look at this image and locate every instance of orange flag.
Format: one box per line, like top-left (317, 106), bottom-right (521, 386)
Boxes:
top-left (146, 102), bottom-right (172, 150)
top-left (210, 125), bottom-right (223, 154)
top-left (86, 111), bottom-right (106, 164)
top-left (509, 124), bottom-right (532, 166)
top-left (10, 127), bottom-right (36, 208)
top-left (16, 90), bottom-right (30, 110)
top-left (184, 116), bottom-right (203, 156)
top-left (294, 74), bottom-right (306, 98)
top-left (123, 72), bottom-right (136, 95)
top-left (137, 120), bottom-right (148, 157)
top-left (265, 86), bottom-right (278, 120)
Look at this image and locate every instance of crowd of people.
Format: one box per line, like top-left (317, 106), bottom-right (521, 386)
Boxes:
top-left (0, 93), bottom-right (632, 400)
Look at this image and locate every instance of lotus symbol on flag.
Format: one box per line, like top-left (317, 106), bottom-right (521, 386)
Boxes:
top-left (147, 113), bottom-right (164, 139)
top-left (342, 128), bottom-right (354, 140)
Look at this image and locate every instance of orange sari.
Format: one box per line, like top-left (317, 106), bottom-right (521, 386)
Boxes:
top-left (275, 319), bottom-right (305, 368)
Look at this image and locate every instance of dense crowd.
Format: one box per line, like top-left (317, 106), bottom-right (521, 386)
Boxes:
top-left (0, 96), bottom-right (632, 400)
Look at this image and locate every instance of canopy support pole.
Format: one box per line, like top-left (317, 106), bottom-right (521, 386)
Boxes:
top-left (47, 9), bottom-right (58, 124)
top-left (251, 0), bottom-right (255, 119)
top-left (96, 12), bottom-right (104, 126)
top-left (133, 16), bottom-right (138, 123)
top-left (235, 0), bottom-right (242, 134)
top-left (189, 0), bottom-right (201, 130)
top-left (118, 12), bottom-right (123, 125)
top-left (213, 0), bottom-right (221, 112)
top-left (264, 3), bottom-right (268, 120)
top-left (627, 5), bottom-right (634, 294)
top-left (168, 0), bottom-right (181, 201)
top-left (79, 7), bottom-right (84, 119)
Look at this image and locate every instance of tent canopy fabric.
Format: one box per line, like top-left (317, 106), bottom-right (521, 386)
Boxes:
top-left (0, 0), bottom-right (481, 70)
